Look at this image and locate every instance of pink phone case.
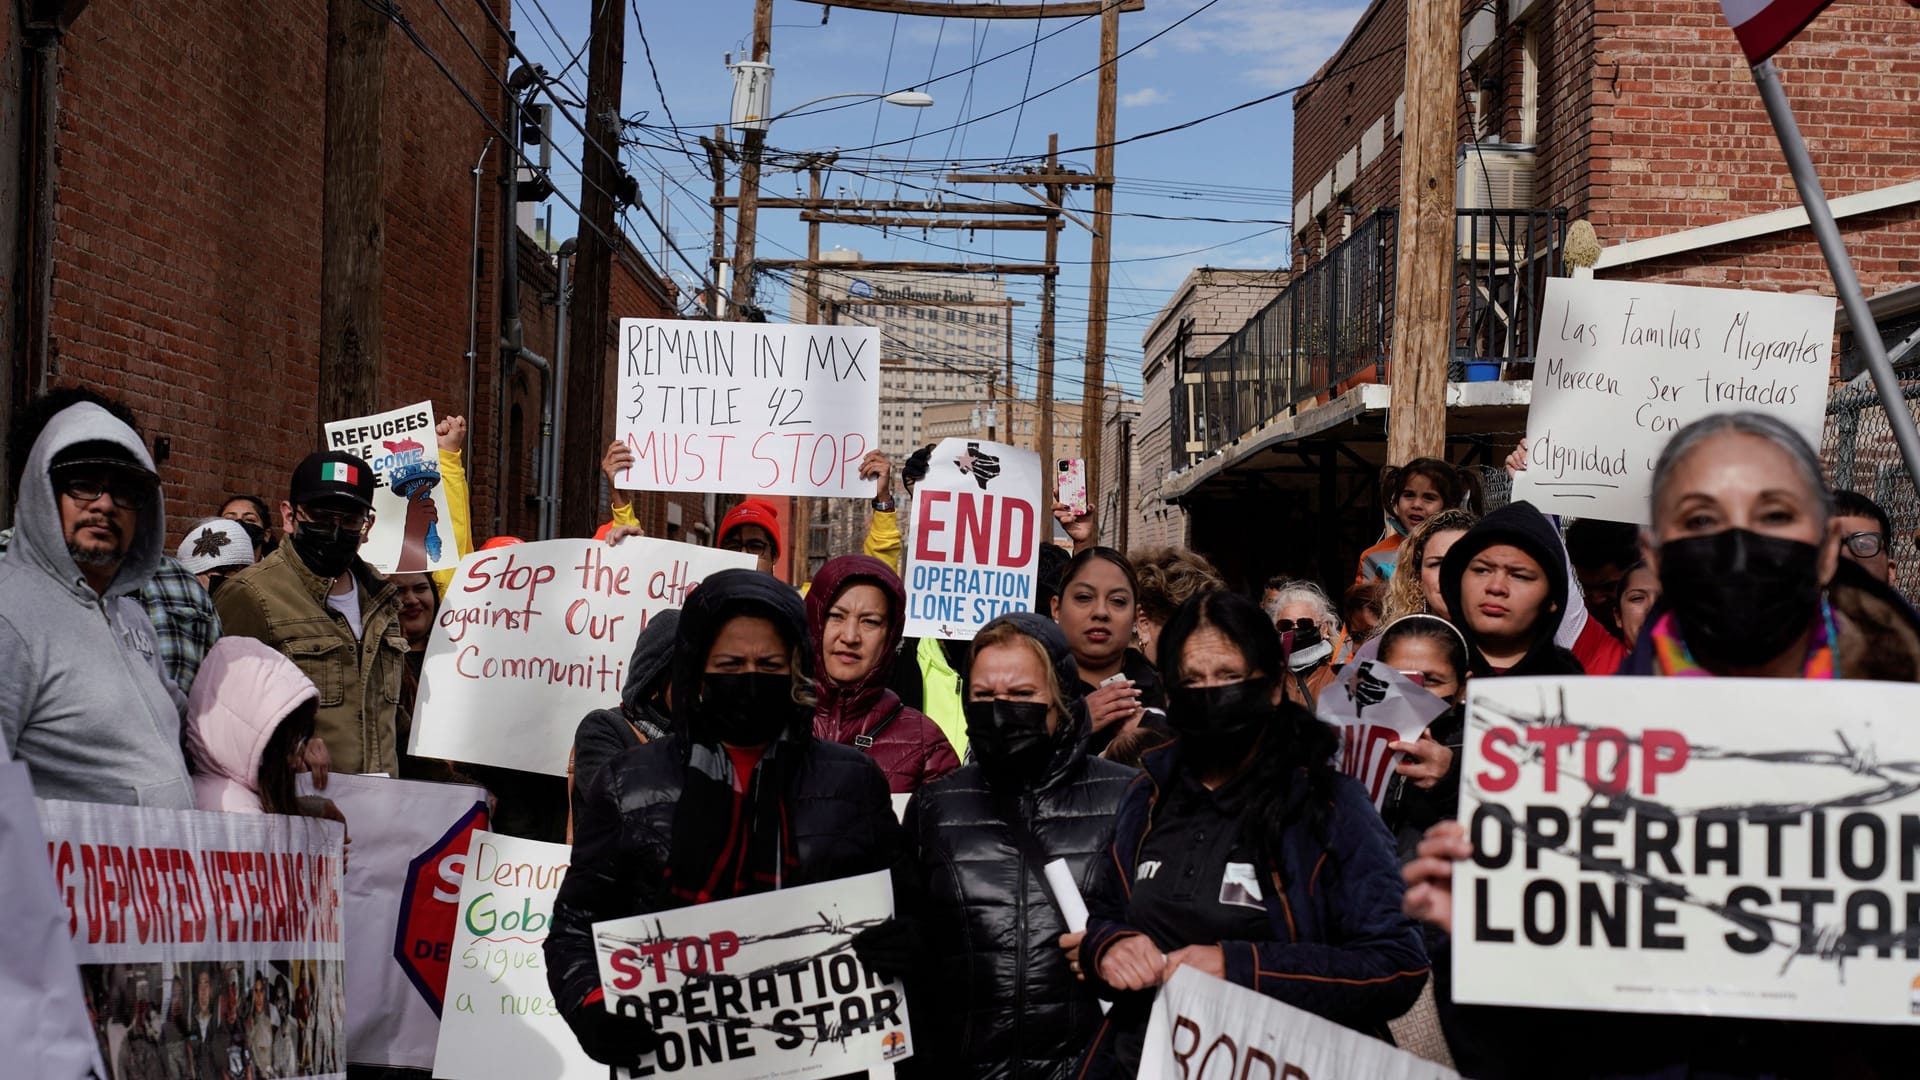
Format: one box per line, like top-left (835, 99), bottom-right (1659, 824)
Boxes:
top-left (1057, 458), bottom-right (1088, 515)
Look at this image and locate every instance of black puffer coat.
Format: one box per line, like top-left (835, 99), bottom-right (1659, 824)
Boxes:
top-left (903, 613), bottom-right (1136, 1079)
top-left (546, 570), bottom-right (903, 1019)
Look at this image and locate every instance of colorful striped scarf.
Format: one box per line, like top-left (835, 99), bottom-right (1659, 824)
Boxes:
top-left (1649, 598), bottom-right (1838, 678)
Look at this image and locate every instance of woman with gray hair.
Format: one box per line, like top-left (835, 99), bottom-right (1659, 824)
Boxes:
top-left (1261, 578), bottom-right (1341, 707)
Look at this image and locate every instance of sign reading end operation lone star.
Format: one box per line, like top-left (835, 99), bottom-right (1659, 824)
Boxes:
top-left (902, 438), bottom-right (1042, 641)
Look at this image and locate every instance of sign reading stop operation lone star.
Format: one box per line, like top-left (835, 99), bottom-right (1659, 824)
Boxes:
top-left (902, 437), bottom-right (1042, 641)
top-left (1512, 278), bottom-right (1832, 524)
top-left (614, 318), bottom-right (881, 498)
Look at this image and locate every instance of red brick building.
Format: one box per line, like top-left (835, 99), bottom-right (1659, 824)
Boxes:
top-left (1, 1), bottom-right (692, 546)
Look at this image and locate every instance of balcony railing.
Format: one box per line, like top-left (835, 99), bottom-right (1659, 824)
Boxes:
top-left (1171, 207), bottom-right (1566, 472)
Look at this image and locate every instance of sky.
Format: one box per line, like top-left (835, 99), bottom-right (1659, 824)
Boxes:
top-left (508, 0), bottom-right (1370, 400)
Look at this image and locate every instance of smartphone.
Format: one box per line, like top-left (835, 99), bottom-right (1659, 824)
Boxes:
top-left (1099, 672), bottom-right (1131, 688)
top-left (1057, 458), bottom-right (1089, 515)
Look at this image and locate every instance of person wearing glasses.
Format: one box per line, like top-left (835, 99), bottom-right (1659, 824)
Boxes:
top-left (1833, 489), bottom-right (1898, 588)
top-left (0, 398), bottom-right (195, 806)
top-left (216, 452), bottom-right (409, 776)
top-left (717, 497), bottom-right (783, 575)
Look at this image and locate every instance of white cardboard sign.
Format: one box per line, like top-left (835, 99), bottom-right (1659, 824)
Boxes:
top-left (1512, 278), bottom-right (1832, 523)
top-left (325, 400), bottom-right (460, 574)
top-left (1318, 660), bottom-right (1452, 809)
top-left (901, 438), bottom-right (1043, 641)
top-left (613, 318), bottom-right (881, 498)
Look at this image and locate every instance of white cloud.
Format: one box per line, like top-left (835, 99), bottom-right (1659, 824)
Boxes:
top-left (1121, 87), bottom-right (1171, 107)
top-left (1152, 0), bottom-right (1367, 89)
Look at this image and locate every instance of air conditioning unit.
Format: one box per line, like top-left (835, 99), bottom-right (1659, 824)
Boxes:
top-left (1456, 143), bottom-right (1535, 252)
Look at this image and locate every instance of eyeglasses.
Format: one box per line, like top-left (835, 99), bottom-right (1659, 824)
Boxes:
top-left (1842, 531), bottom-right (1886, 559)
top-left (298, 506), bottom-right (373, 534)
top-left (55, 472), bottom-right (155, 511)
top-left (723, 536), bottom-right (774, 556)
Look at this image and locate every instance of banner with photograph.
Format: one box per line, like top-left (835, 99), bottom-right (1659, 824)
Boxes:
top-left (324, 400), bottom-right (459, 574)
top-left (37, 794), bottom-right (347, 1080)
top-left (901, 437), bottom-right (1043, 641)
top-left (1457, 676), bottom-right (1920, 1024)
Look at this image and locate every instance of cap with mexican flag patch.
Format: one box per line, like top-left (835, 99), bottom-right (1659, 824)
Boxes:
top-left (291, 451), bottom-right (376, 510)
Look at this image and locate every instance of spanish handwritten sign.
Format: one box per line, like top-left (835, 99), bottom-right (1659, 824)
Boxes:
top-left (1512, 279), bottom-right (1833, 523)
top-left (1139, 967), bottom-right (1456, 1080)
top-left (409, 538), bottom-right (753, 775)
top-left (902, 437), bottom-right (1042, 641)
top-left (593, 870), bottom-right (913, 1080)
top-left (325, 400), bottom-right (460, 574)
top-left (434, 832), bottom-right (598, 1080)
top-left (614, 319), bottom-right (881, 498)
top-left (1318, 660), bottom-right (1451, 809)
top-left (1457, 676), bottom-right (1920, 1024)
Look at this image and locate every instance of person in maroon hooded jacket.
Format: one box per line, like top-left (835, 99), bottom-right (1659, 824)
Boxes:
top-left (807, 554), bottom-right (961, 794)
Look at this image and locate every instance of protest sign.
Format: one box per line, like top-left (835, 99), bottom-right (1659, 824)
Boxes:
top-left (1457, 676), bottom-right (1920, 1024)
top-left (614, 318), bottom-right (881, 498)
top-left (324, 400), bottom-right (459, 574)
top-left (901, 437), bottom-right (1042, 640)
top-left (312, 773), bottom-right (489, 1069)
top-left (0, 764), bottom-right (107, 1080)
top-left (409, 537), bottom-right (753, 775)
top-left (1318, 659), bottom-right (1452, 809)
top-left (1139, 967), bottom-right (1456, 1080)
top-left (1511, 278), bottom-right (1832, 523)
top-left (593, 870), bottom-right (913, 1079)
top-left (37, 794), bottom-right (347, 1080)
top-left (434, 831), bottom-right (598, 1080)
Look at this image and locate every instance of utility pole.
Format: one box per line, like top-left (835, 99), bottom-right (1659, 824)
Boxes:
top-left (1038, 135), bottom-right (1062, 481)
top-left (560, 0), bottom-right (627, 538)
top-left (319, 0), bottom-right (387, 423)
top-left (1387, 0), bottom-right (1459, 465)
top-left (704, 130), bottom-right (728, 314)
top-left (793, 165), bottom-right (823, 584)
top-left (730, 0), bottom-right (774, 320)
top-left (1082, 1), bottom-right (1120, 510)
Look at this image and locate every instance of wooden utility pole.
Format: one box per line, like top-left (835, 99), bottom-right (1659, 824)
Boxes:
top-left (1082, 2), bottom-right (1120, 509)
top-left (1038, 135), bottom-right (1062, 479)
top-left (560, 0), bottom-right (627, 537)
top-left (793, 166), bottom-right (823, 584)
top-left (704, 130), bottom-right (728, 313)
top-left (319, 0), bottom-right (387, 422)
top-left (1387, 0), bottom-right (1459, 465)
top-left (730, 0), bottom-right (774, 320)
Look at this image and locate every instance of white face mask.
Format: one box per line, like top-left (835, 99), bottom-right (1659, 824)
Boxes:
top-left (1287, 637), bottom-right (1333, 672)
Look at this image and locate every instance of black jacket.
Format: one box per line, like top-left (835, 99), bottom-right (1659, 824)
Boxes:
top-left (567, 609), bottom-right (678, 831)
top-left (1439, 500), bottom-right (1584, 677)
top-left (1075, 648), bottom-right (1168, 755)
top-left (546, 570), bottom-right (903, 1018)
top-left (903, 711), bottom-right (1135, 1080)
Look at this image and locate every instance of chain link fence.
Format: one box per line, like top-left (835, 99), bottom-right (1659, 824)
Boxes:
top-left (1823, 378), bottom-right (1920, 600)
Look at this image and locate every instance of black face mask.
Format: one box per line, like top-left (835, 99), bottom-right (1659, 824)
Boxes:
top-left (233, 518), bottom-right (267, 554)
top-left (965, 699), bottom-right (1055, 788)
top-left (699, 672), bottom-right (796, 747)
top-left (1658, 528), bottom-right (1822, 669)
top-left (289, 523), bottom-right (362, 579)
top-left (1167, 677), bottom-right (1274, 769)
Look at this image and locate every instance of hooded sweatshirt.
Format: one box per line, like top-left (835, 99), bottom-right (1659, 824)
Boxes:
top-left (807, 555), bottom-right (960, 794)
top-left (568, 608), bottom-right (679, 834)
top-left (1439, 501), bottom-right (1585, 678)
top-left (186, 638), bottom-right (320, 813)
top-left (0, 403), bottom-right (193, 807)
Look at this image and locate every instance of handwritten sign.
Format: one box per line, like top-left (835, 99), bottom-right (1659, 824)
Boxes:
top-left (1513, 279), bottom-right (1832, 523)
top-left (1318, 660), bottom-right (1451, 809)
top-left (613, 319), bottom-right (881, 498)
top-left (902, 437), bottom-right (1042, 641)
top-left (593, 871), bottom-right (913, 1080)
top-left (409, 538), bottom-right (752, 776)
top-left (434, 832), bottom-right (599, 1080)
top-left (1457, 676), bottom-right (1920, 1024)
top-left (326, 400), bottom-right (460, 574)
top-left (1139, 967), bottom-right (1456, 1080)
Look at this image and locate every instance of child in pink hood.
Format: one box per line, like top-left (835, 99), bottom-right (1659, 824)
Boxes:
top-left (187, 637), bottom-right (323, 814)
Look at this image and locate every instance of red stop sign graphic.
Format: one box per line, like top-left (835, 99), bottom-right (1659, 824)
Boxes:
top-left (393, 801), bottom-right (490, 1016)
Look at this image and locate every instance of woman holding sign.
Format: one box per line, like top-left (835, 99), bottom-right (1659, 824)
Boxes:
top-left (546, 569), bottom-right (903, 1068)
top-left (903, 612), bottom-right (1135, 1079)
top-left (1073, 591), bottom-right (1427, 1077)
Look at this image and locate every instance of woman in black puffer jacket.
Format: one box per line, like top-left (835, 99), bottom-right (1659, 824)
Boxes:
top-left (545, 569), bottom-right (903, 1070)
top-left (903, 612), bottom-right (1136, 1079)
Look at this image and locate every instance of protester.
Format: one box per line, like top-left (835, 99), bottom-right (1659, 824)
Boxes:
top-left (1054, 499), bottom-right (1098, 555)
top-left (1073, 591), bottom-right (1426, 1076)
top-left (185, 638), bottom-right (322, 815)
top-left (546, 569), bottom-right (903, 1068)
top-left (1376, 507), bottom-right (1476, 630)
top-left (567, 609), bottom-right (679, 839)
top-left (1356, 458), bottom-right (1483, 583)
top-left (716, 496), bottom-right (782, 574)
top-left (1617, 560), bottom-right (1661, 647)
top-left (1131, 546), bottom-right (1225, 663)
top-left (1563, 518), bottom-right (1640, 642)
top-left (1374, 614), bottom-right (1467, 854)
top-left (0, 399), bottom-right (194, 806)
top-left (1051, 547), bottom-right (1166, 755)
top-left (1340, 579), bottom-right (1386, 651)
top-left (1832, 488), bottom-right (1898, 587)
top-left (220, 494), bottom-right (276, 558)
top-left (1260, 578), bottom-right (1340, 708)
top-left (903, 612), bottom-right (1134, 1078)
top-left (808, 554), bottom-right (960, 793)
top-left (176, 518), bottom-right (255, 593)
top-left (216, 452), bottom-right (408, 776)
top-left (1438, 501), bottom-right (1588, 676)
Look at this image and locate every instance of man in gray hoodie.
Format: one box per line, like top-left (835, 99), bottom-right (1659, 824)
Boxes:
top-left (0, 401), bottom-right (193, 807)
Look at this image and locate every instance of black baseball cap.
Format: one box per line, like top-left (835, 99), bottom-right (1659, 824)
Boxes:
top-left (290, 451), bottom-right (376, 510)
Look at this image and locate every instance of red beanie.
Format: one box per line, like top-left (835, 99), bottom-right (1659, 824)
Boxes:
top-left (718, 498), bottom-right (782, 555)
